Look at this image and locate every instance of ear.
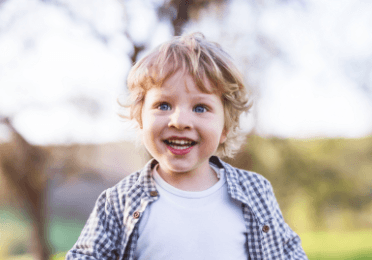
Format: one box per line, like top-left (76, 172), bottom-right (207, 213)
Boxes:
top-left (137, 114), bottom-right (143, 129)
top-left (219, 128), bottom-right (228, 144)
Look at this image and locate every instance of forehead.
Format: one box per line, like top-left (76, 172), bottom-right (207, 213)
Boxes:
top-left (144, 71), bottom-right (223, 105)
top-left (152, 70), bottom-right (217, 95)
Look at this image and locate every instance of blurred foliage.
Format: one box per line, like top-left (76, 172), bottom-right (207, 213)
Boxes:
top-left (0, 207), bottom-right (85, 260)
top-left (225, 135), bottom-right (372, 232)
top-left (0, 210), bottom-right (30, 259)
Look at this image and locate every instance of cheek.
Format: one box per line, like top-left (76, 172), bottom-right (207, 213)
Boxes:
top-left (142, 113), bottom-right (158, 130)
top-left (212, 121), bottom-right (227, 145)
top-left (141, 114), bottom-right (164, 146)
top-left (204, 124), bottom-right (225, 144)
top-left (140, 104), bottom-right (152, 129)
top-left (140, 123), bottom-right (157, 152)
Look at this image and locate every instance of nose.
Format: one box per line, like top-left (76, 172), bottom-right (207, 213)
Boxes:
top-left (168, 108), bottom-right (192, 130)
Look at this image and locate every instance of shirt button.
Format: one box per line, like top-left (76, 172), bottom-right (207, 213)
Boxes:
top-left (150, 191), bottom-right (158, 197)
top-left (262, 225), bottom-right (270, 233)
top-left (133, 211), bottom-right (140, 219)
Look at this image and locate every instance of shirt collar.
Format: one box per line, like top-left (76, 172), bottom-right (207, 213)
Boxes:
top-left (136, 156), bottom-right (272, 223)
top-left (134, 158), bottom-right (159, 201)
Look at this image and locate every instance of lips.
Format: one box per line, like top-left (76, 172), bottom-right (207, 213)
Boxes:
top-left (163, 137), bottom-right (197, 155)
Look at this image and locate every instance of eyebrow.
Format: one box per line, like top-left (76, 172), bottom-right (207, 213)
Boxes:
top-left (191, 95), bottom-right (216, 103)
top-left (155, 92), bottom-right (216, 102)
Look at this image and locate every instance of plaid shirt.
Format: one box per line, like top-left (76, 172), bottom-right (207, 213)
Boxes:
top-left (66, 156), bottom-right (308, 260)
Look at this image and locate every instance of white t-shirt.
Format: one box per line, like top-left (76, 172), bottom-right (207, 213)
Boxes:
top-left (134, 164), bottom-right (248, 260)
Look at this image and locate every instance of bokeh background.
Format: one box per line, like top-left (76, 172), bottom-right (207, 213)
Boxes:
top-left (0, 0), bottom-right (371, 259)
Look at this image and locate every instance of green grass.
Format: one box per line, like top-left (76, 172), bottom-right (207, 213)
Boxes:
top-left (308, 250), bottom-right (372, 260)
top-left (302, 230), bottom-right (372, 260)
top-left (50, 252), bottom-right (67, 260)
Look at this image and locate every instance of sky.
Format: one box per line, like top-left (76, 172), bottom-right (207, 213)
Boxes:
top-left (0, 0), bottom-right (371, 145)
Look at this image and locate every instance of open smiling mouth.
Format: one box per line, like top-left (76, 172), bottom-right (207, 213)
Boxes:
top-left (163, 139), bottom-right (197, 151)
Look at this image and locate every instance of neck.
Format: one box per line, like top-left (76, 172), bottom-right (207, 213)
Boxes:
top-left (156, 163), bottom-right (219, 192)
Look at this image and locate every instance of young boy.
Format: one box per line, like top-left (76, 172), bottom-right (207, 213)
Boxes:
top-left (66, 33), bottom-right (308, 260)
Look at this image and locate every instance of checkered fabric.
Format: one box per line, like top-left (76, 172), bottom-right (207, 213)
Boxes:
top-left (66, 156), bottom-right (308, 260)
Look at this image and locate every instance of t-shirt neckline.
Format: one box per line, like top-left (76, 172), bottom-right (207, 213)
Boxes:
top-left (152, 164), bottom-right (226, 199)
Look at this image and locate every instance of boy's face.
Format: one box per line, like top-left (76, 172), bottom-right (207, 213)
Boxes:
top-left (141, 70), bottom-right (227, 177)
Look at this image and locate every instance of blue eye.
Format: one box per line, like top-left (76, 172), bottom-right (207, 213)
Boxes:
top-left (193, 105), bottom-right (207, 113)
top-left (158, 103), bottom-right (171, 111)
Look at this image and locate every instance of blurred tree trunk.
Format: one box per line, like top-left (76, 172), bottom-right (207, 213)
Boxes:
top-left (0, 118), bottom-right (50, 260)
top-left (169, 0), bottom-right (192, 36)
top-left (28, 181), bottom-right (50, 260)
top-left (160, 0), bottom-right (227, 36)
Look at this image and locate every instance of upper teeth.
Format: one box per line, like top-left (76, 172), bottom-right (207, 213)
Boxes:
top-left (167, 139), bottom-right (193, 145)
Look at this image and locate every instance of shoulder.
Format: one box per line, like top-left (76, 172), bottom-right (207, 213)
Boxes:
top-left (218, 158), bottom-right (278, 219)
top-left (109, 170), bottom-right (142, 197)
top-left (219, 158), bottom-right (272, 191)
top-left (90, 170), bottom-right (142, 220)
top-left (98, 158), bottom-right (156, 208)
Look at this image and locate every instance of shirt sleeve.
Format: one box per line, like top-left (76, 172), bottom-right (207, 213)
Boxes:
top-left (65, 189), bottom-right (122, 260)
top-left (265, 180), bottom-right (309, 260)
